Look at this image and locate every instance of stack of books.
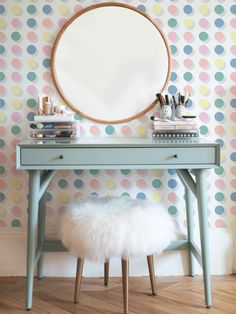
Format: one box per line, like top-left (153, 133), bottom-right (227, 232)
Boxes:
top-left (152, 117), bottom-right (199, 139)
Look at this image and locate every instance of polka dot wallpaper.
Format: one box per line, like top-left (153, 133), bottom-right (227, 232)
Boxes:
top-left (0, 0), bottom-right (235, 233)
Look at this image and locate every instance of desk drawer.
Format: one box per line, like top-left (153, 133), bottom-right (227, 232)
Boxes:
top-left (20, 147), bottom-right (216, 168)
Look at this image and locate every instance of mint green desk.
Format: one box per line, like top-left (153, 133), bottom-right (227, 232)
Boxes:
top-left (16, 138), bottom-right (220, 310)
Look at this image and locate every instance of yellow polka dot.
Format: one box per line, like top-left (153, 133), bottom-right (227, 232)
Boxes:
top-left (152, 5), bottom-right (163, 16)
top-left (0, 19), bottom-right (6, 29)
top-left (215, 59), bottom-right (225, 69)
top-left (152, 169), bottom-right (164, 177)
top-left (136, 125), bottom-right (147, 137)
top-left (43, 32), bottom-right (53, 43)
top-left (11, 4), bottom-right (22, 16)
top-left (58, 170), bottom-right (70, 177)
top-left (230, 220), bottom-right (236, 227)
top-left (199, 85), bottom-right (209, 96)
top-left (199, 99), bottom-right (209, 109)
top-left (58, 192), bottom-right (69, 203)
top-left (45, 220), bottom-right (55, 231)
top-left (105, 179), bottom-right (116, 190)
top-left (0, 206), bottom-right (6, 217)
top-left (231, 32), bottom-right (236, 42)
top-left (11, 192), bottom-right (22, 204)
top-left (11, 85), bottom-right (22, 96)
top-left (58, 5), bottom-right (69, 16)
top-left (199, 5), bottom-right (209, 15)
top-left (12, 99), bottom-right (22, 109)
top-left (230, 125), bottom-right (236, 136)
top-left (183, 18), bottom-right (194, 29)
top-left (27, 58), bottom-right (38, 69)
top-left (151, 192), bottom-right (162, 202)
top-left (11, 179), bottom-right (22, 190)
top-left (0, 112), bottom-right (6, 123)
top-left (220, 152), bottom-right (226, 163)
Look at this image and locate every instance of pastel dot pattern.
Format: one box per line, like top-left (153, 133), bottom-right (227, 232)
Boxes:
top-left (0, 1), bottom-right (235, 232)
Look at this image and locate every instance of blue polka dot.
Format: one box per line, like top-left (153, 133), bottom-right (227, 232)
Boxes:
top-left (170, 72), bottom-right (177, 81)
top-left (89, 169), bottom-right (100, 175)
top-left (136, 192), bottom-right (146, 200)
top-left (27, 112), bottom-right (35, 121)
top-left (0, 192), bottom-right (5, 202)
top-left (168, 85), bottom-right (177, 95)
top-left (0, 99), bottom-right (5, 108)
top-left (0, 5), bottom-right (5, 14)
top-left (74, 179), bottom-right (83, 188)
top-left (230, 5), bottom-right (236, 14)
top-left (215, 205), bottom-right (224, 215)
top-left (27, 45), bottom-right (36, 55)
top-left (230, 59), bottom-right (236, 68)
top-left (215, 139), bottom-right (224, 148)
top-left (74, 170), bottom-right (84, 176)
top-left (0, 139), bottom-right (5, 148)
top-left (27, 18), bottom-right (36, 28)
top-left (214, 112), bottom-right (224, 121)
top-left (230, 152), bottom-right (236, 162)
top-left (137, 5), bottom-right (146, 12)
top-left (214, 45), bottom-right (224, 55)
top-left (42, 58), bottom-right (50, 68)
top-left (183, 5), bottom-right (193, 14)
top-left (183, 45), bottom-right (193, 55)
top-left (168, 169), bottom-right (176, 175)
top-left (90, 192), bottom-right (99, 197)
top-left (0, 45), bottom-right (5, 54)
top-left (168, 179), bottom-right (177, 189)
top-left (186, 99), bottom-right (193, 108)
top-left (231, 193), bottom-right (236, 202)
top-left (230, 99), bottom-right (236, 108)
top-left (215, 18), bottom-right (224, 28)
top-left (45, 192), bottom-right (52, 202)
top-left (43, 5), bottom-right (52, 14)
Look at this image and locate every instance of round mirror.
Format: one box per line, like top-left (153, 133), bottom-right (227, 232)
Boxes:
top-left (52, 3), bottom-right (171, 124)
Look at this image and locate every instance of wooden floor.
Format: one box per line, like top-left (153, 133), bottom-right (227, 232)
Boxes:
top-left (0, 275), bottom-right (236, 314)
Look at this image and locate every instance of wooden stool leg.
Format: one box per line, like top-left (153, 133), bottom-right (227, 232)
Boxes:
top-left (147, 255), bottom-right (157, 295)
top-left (74, 258), bottom-right (84, 303)
top-left (104, 260), bottom-right (109, 286)
top-left (121, 259), bottom-right (129, 314)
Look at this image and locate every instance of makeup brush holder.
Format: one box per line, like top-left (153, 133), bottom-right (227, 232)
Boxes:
top-left (160, 104), bottom-right (172, 119)
top-left (176, 105), bottom-right (186, 118)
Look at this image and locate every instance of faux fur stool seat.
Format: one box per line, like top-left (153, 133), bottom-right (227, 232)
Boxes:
top-left (60, 196), bottom-right (175, 314)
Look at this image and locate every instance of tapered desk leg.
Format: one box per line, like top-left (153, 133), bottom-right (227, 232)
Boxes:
top-left (26, 170), bottom-right (40, 310)
top-left (195, 169), bottom-right (211, 308)
top-left (185, 187), bottom-right (195, 277)
top-left (37, 184), bottom-right (46, 279)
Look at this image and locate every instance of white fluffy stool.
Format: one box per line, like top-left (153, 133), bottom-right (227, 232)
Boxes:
top-left (60, 196), bottom-right (175, 314)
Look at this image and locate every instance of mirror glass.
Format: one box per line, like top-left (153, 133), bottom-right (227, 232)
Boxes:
top-left (52, 3), bottom-right (171, 123)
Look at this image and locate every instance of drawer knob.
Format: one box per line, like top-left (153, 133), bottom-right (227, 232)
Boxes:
top-left (59, 155), bottom-right (64, 159)
top-left (173, 154), bottom-right (178, 158)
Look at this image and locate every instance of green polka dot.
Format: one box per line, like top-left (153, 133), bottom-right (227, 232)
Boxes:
top-left (74, 113), bottom-right (84, 121)
top-left (58, 179), bottom-right (68, 189)
top-left (121, 192), bottom-right (130, 198)
top-left (11, 125), bottom-right (21, 135)
top-left (168, 18), bottom-right (177, 28)
top-left (215, 166), bottom-right (224, 175)
top-left (27, 5), bottom-right (36, 14)
top-left (121, 169), bottom-right (131, 175)
top-left (105, 125), bottom-right (115, 135)
top-left (89, 169), bottom-right (100, 175)
top-left (11, 219), bottom-right (21, 227)
top-left (214, 72), bottom-right (224, 81)
top-left (199, 32), bottom-right (208, 41)
top-left (27, 98), bottom-right (36, 108)
top-left (215, 192), bottom-right (224, 201)
top-left (152, 179), bottom-right (162, 189)
top-left (27, 72), bottom-right (36, 81)
top-left (200, 125), bottom-right (208, 135)
top-left (215, 99), bottom-right (224, 108)
top-left (0, 166), bottom-right (5, 175)
top-left (184, 72), bottom-right (193, 81)
top-left (170, 45), bottom-right (177, 55)
top-left (11, 31), bottom-right (21, 41)
top-left (0, 72), bottom-right (5, 81)
top-left (168, 206), bottom-right (177, 216)
top-left (215, 5), bottom-right (224, 14)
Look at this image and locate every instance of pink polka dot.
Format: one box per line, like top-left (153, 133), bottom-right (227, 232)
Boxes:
top-left (168, 192), bottom-right (178, 203)
top-left (0, 152), bottom-right (6, 163)
top-left (230, 72), bottom-right (236, 81)
top-left (11, 139), bottom-right (20, 148)
top-left (58, 206), bottom-right (67, 214)
top-left (11, 18), bottom-right (22, 29)
top-left (0, 86), bottom-right (6, 96)
top-left (79, 126), bottom-right (86, 137)
top-left (0, 220), bottom-right (7, 227)
top-left (136, 179), bottom-right (147, 189)
top-left (138, 114), bottom-right (148, 123)
top-left (231, 166), bottom-right (236, 176)
top-left (199, 112), bottom-right (210, 123)
top-left (59, 18), bottom-right (67, 27)
top-left (11, 153), bottom-right (16, 163)
top-left (11, 112), bottom-right (22, 123)
top-left (184, 85), bottom-right (193, 94)
top-left (215, 32), bottom-right (225, 42)
top-left (199, 18), bottom-right (209, 29)
top-left (199, 58), bottom-right (209, 69)
top-left (43, 18), bottom-right (53, 29)
top-left (11, 58), bottom-right (22, 69)
top-left (184, 58), bottom-right (193, 69)
top-left (199, 72), bottom-right (209, 82)
top-left (231, 45), bottom-right (236, 55)
top-left (0, 179), bottom-right (6, 190)
top-left (215, 85), bottom-right (225, 96)
top-left (42, 45), bottom-right (51, 56)
top-left (199, 45), bottom-right (209, 55)
top-left (46, 206), bottom-right (54, 217)
top-left (105, 169), bottom-right (117, 176)
top-left (43, 85), bottom-right (53, 95)
top-left (215, 219), bottom-right (225, 228)
top-left (121, 179), bottom-right (132, 190)
top-left (215, 125), bottom-right (225, 136)
top-left (215, 179), bottom-right (225, 190)
top-left (230, 112), bottom-right (236, 122)
top-left (171, 58), bottom-right (179, 70)
top-left (168, 5), bottom-right (179, 15)
top-left (27, 85), bottom-right (38, 96)
top-left (11, 166), bottom-right (23, 177)
top-left (27, 32), bottom-right (38, 42)
top-left (231, 206), bottom-right (236, 216)
top-left (0, 126), bottom-right (6, 136)
top-left (168, 31), bottom-right (178, 42)
top-left (136, 169), bottom-right (147, 177)
top-left (0, 58), bottom-right (6, 69)
top-left (11, 206), bottom-right (22, 217)
top-left (230, 85), bottom-right (236, 95)
top-left (231, 180), bottom-right (236, 190)
top-left (89, 125), bottom-right (100, 137)
top-left (43, 71), bottom-right (52, 82)
top-left (183, 32), bottom-right (193, 42)
top-left (121, 125), bottom-right (132, 136)
top-left (0, 32), bottom-right (6, 42)
top-left (11, 45), bottom-right (22, 56)
top-left (231, 18), bottom-right (236, 28)
top-left (11, 72), bottom-right (22, 82)
top-left (154, 18), bottom-right (163, 28)
top-left (89, 179), bottom-right (100, 190)
top-left (231, 139), bottom-right (236, 149)
top-left (74, 5), bottom-right (84, 13)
